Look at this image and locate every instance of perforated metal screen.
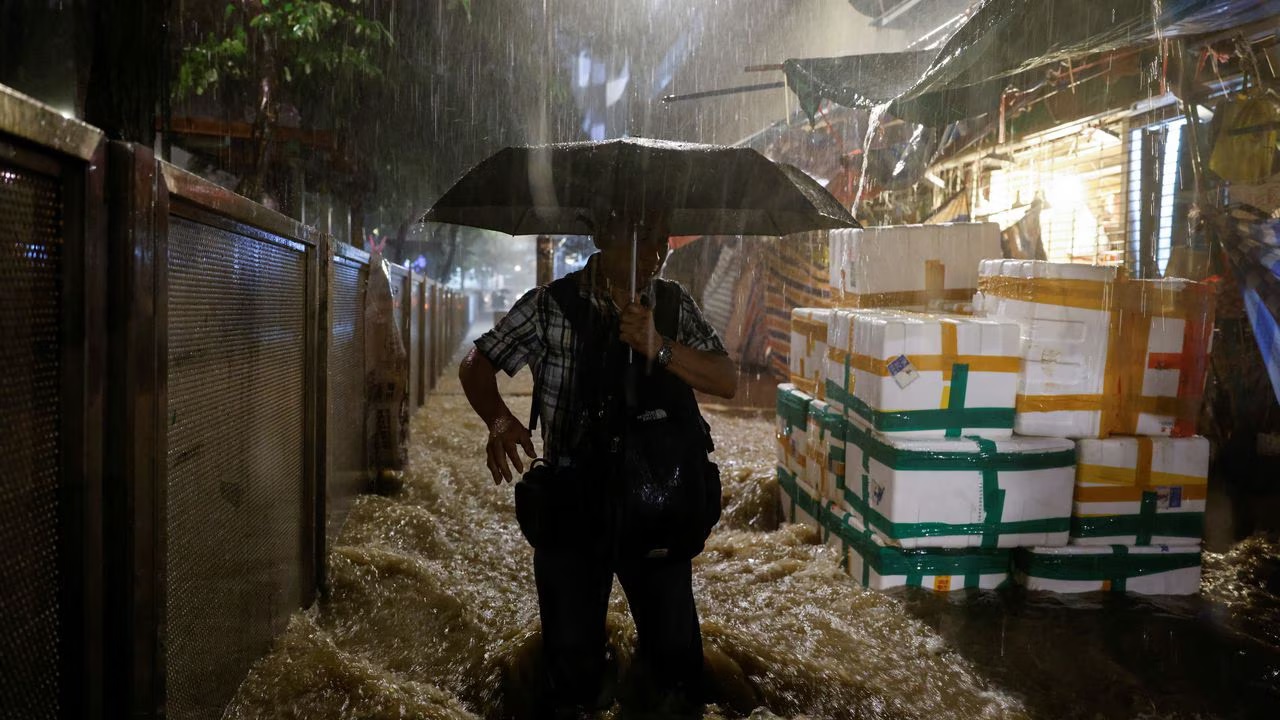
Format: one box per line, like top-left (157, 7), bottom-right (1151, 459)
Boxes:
top-left (0, 159), bottom-right (63, 720)
top-left (327, 257), bottom-right (367, 541)
top-left (165, 215), bottom-right (308, 720)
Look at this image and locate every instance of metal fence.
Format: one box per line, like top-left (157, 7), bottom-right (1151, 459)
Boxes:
top-left (0, 85), bottom-right (472, 720)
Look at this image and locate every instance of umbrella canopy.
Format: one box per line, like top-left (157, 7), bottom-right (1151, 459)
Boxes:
top-left (420, 137), bottom-right (858, 237)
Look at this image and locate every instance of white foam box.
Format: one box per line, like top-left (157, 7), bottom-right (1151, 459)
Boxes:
top-left (974, 259), bottom-right (1214, 439)
top-left (1070, 436), bottom-right (1209, 546)
top-left (829, 223), bottom-right (1001, 309)
top-left (845, 309), bottom-right (1022, 439)
top-left (823, 308), bottom-right (873, 416)
top-left (841, 423), bottom-right (1076, 548)
top-left (824, 503), bottom-right (1011, 592)
top-left (789, 308), bottom-right (831, 399)
top-left (776, 384), bottom-right (819, 529)
top-left (1013, 544), bottom-right (1202, 595)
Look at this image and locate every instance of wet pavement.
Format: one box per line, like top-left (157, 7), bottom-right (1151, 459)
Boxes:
top-left (224, 327), bottom-right (1280, 720)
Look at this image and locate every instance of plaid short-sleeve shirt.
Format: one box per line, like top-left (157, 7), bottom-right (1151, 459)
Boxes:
top-left (475, 253), bottom-right (726, 459)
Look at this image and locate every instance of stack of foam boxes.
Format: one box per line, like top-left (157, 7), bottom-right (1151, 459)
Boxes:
top-left (776, 227), bottom-right (1216, 596)
top-left (975, 259), bottom-right (1214, 595)
top-left (782, 224), bottom-right (1071, 592)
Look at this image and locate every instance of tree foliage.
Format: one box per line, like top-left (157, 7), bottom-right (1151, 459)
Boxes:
top-left (176, 0), bottom-right (389, 100)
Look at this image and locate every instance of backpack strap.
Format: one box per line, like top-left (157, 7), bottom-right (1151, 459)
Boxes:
top-left (529, 273), bottom-right (592, 432)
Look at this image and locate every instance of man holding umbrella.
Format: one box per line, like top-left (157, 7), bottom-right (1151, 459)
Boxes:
top-left (435, 137), bottom-right (856, 717)
top-left (459, 202), bottom-right (735, 718)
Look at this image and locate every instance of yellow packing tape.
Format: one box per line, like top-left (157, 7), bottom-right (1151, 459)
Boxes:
top-left (834, 287), bottom-right (975, 308)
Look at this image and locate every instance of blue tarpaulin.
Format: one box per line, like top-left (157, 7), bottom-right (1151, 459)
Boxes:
top-left (1232, 219), bottom-right (1280, 405)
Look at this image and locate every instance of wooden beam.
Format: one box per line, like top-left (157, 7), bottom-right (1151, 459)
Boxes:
top-left (161, 116), bottom-right (338, 150)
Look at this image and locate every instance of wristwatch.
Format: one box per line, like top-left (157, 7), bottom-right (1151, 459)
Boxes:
top-left (655, 337), bottom-right (674, 367)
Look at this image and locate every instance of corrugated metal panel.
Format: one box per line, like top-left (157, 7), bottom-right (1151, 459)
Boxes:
top-left (164, 216), bottom-right (308, 720)
top-left (0, 159), bottom-right (63, 720)
top-left (327, 256), bottom-right (367, 541)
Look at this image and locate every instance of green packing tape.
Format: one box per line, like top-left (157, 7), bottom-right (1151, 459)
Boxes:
top-left (975, 437), bottom-right (1007, 549)
top-left (1136, 491), bottom-right (1157, 546)
top-left (843, 420), bottom-right (1076, 472)
top-left (1012, 544), bottom-right (1200, 583)
top-left (777, 467), bottom-right (821, 523)
top-left (946, 364), bottom-right (969, 439)
top-left (776, 386), bottom-right (810, 428)
top-left (1113, 545), bottom-right (1128, 593)
top-left (846, 394), bottom-right (1016, 434)
top-left (1070, 511), bottom-right (1204, 541)
top-left (825, 378), bottom-right (856, 410)
top-left (821, 503), bottom-right (1012, 579)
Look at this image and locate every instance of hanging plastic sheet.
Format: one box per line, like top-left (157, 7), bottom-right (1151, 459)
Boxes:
top-left (786, 0), bottom-right (1280, 127)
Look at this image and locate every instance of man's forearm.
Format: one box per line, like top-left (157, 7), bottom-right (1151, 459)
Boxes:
top-left (458, 347), bottom-right (516, 425)
top-left (665, 342), bottom-right (738, 398)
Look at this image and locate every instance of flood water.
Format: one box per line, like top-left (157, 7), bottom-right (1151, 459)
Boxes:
top-left (224, 343), bottom-right (1280, 720)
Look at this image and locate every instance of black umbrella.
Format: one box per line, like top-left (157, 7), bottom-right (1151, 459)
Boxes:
top-left (420, 137), bottom-right (858, 238)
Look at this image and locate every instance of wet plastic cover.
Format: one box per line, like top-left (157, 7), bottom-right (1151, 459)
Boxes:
top-left (787, 0), bottom-right (1280, 126)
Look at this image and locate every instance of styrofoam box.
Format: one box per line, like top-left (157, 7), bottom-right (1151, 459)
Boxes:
top-left (802, 402), bottom-right (848, 507)
top-left (776, 383), bottom-right (810, 476)
top-left (1014, 544), bottom-right (1202, 595)
top-left (805, 398), bottom-right (835, 520)
top-left (847, 310), bottom-right (1022, 439)
top-left (1071, 436), bottom-right (1209, 546)
top-left (789, 308), bottom-right (831, 399)
top-left (776, 384), bottom-right (815, 529)
top-left (824, 308), bottom-right (892, 416)
top-left (974, 259), bottom-right (1117, 438)
top-left (975, 259), bottom-right (1211, 438)
top-left (830, 223), bottom-right (1001, 307)
top-left (842, 428), bottom-right (1076, 548)
top-left (824, 504), bottom-right (1011, 592)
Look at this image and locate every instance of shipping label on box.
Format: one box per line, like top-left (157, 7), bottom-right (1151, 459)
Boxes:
top-left (1071, 436), bottom-right (1208, 546)
top-left (844, 310), bottom-right (1022, 439)
top-left (1013, 544), bottom-right (1202, 595)
top-left (842, 422), bottom-right (1076, 549)
top-left (822, 502), bottom-right (1011, 592)
top-left (975, 259), bottom-right (1214, 439)
top-left (789, 308), bottom-right (831, 399)
top-left (829, 223), bottom-right (1001, 309)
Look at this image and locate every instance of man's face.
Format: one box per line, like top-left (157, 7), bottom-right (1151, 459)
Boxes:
top-left (597, 210), bottom-right (671, 290)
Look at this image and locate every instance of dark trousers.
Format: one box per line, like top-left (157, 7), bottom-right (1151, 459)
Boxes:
top-left (533, 545), bottom-right (704, 717)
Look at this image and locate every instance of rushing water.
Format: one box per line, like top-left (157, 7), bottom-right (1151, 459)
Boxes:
top-left (224, 355), bottom-right (1280, 720)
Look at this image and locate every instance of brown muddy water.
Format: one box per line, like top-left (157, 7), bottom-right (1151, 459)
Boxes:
top-left (224, 360), bottom-right (1280, 720)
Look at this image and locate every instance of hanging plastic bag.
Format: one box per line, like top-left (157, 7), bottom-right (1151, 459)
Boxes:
top-left (1210, 91), bottom-right (1280, 182)
top-left (365, 252), bottom-right (409, 476)
top-left (1210, 42), bottom-right (1280, 184)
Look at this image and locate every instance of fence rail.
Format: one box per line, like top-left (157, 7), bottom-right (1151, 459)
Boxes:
top-left (0, 85), bottom-right (473, 720)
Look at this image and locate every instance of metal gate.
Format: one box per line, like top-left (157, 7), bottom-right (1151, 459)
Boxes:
top-left (0, 85), bottom-right (106, 720)
top-left (327, 244), bottom-right (370, 541)
top-left (0, 83), bottom-right (467, 720)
